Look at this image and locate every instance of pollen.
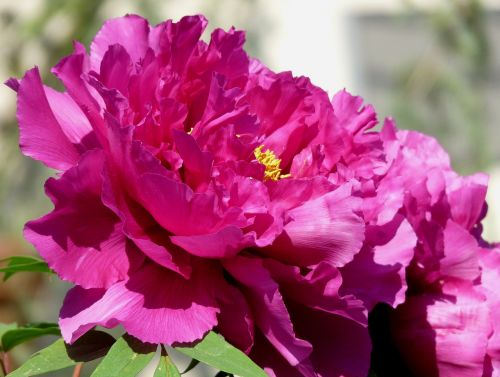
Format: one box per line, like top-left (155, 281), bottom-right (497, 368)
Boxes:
top-left (253, 145), bottom-right (290, 181)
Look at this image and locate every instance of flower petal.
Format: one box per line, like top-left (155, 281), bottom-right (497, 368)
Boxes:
top-left (16, 67), bottom-right (81, 170)
top-left (90, 15), bottom-right (150, 72)
top-left (59, 262), bottom-right (220, 344)
top-left (391, 283), bottom-right (491, 377)
top-left (268, 184), bottom-right (364, 267)
top-left (224, 256), bottom-right (313, 367)
top-left (340, 216), bottom-right (416, 309)
top-left (24, 150), bottom-right (144, 288)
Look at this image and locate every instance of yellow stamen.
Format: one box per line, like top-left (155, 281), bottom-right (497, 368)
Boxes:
top-left (253, 145), bottom-right (290, 181)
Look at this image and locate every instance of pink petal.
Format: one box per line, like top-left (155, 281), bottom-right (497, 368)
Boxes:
top-left (24, 150), bottom-right (144, 289)
top-left (170, 226), bottom-right (253, 259)
top-left (215, 282), bottom-right (254, 353)
top-left (99, 44), bottom-right (133, 96)
top-left (447, 173), bottom-right (489, 230)
top-left (44, 87), bottom-right (98, 151)
top-left (101, 166), bottom-right (192, 278)
top-left (391, 283), bottom-right (491, 377)
top-left (265, 259), bottom-right (367, 325)
top-left (288, 301), bottom-right (372, 377)
top-left (90, 15), bottom-right (150, 72)
top-left (224, 256), bottom-right (313, 367)
top-left (268, 184), bottom-right (364, 267)
top-left (340, 216), bottom-right (416, 309)
top-left (440, 220), bottom-right (481, 280)
top-left (59, 262), bottom-right (220, 345)
top-left (16, 67), bottom-right (81, 170)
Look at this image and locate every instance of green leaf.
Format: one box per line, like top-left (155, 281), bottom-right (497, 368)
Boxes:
top-left (90, 334), bottom-right (156, 377)
top-left (0, 256), bottom-right (53, 281)
top-left (7, 330), bottom-right (116, 377)
top-left (175, 332), bottom-right (267, 377)
top-left (6, 339), bottom-right (75, 377)
top-left (1, 323), bottom-right (60, 351)
top-left (0, 323), bottom-right (17, 340)
top-left (154, 355), bottom-right (180, 377)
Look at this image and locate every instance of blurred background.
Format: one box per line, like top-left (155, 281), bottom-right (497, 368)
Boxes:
top-left (0, 0), bottom-right (498, 375)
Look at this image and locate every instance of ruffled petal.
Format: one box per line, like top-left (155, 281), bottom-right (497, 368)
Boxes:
top-left (267, 184), bottom-right (364, 267)
top-left (215, 282), bottom-right (254, 353)
top-left (391, 282), bottom-right (491, 377)
top-left (90, 15), bottom-right (150, 72)
top-left (224, 256), bottom-right (313, 368)
top-left (59, 262), bottom-right (220, 344)
top-left (288, 301), bottom-right (372, 377)
top-left (264, 259), bottom-right (367, 325)
top-left (340, 216), bottom-right (416, 309)
top-left (440, 220), bottom-right (481, 281)
top-left (16, 68), bottom-right (81, 170)
top-left (25, 150), bottom-right (144, 289)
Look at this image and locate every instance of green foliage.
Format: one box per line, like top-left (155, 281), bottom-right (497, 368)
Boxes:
top-left (6, 330), bottom-right (115, 377)
top-left (175, 332), bottom-right (267, 377)
top-left (0, 256), bottom-right (53, 281)
top-left (90, 334), bottom-right (156, 377)
top-left (154, 352), bottom-right (181, 377)
top-left (1, 323), bottom-right (60, 352)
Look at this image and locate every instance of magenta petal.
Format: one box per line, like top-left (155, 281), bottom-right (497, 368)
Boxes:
top-left (289, 301), bottom-right (372, 377)
top-left (265, 259), bottom-right (367, 325)
top-left (224, 256), bottom-right (313, 367)
top-left (44, 87), bottom-right (98, 151)
top-left (101, 168), bottom-right (192, 278)
top-left (447, 173), bottom-right (489, 230)
top-left (24, 150), bottom-right (144, 289)
top-left (216, 282), bottom-right (254, 354)
top-left (170, 226), bottom-right (253, 258)
top-left (90, 15), bottom-right (150, 71)
top-left (480, 247), bottom-right (500, 374)
top-left (340, 217), bottom-right (416, 309)
top-left (16, 67), bottom-right (81, 170)
top-left (137, 173), bottom-right (223, 235)
top-left (440, 220), bottom-right (481, 280)
top-left (172, 130), bottom-right (213, 191)
top-left (99, 44), bottom-right (133, 96)
top-left (60, 262), bottom-right (219, 344)
top-left (391, 283), bottom-right (491, 377)
top-left (269, 184), bottom-right (364, 267)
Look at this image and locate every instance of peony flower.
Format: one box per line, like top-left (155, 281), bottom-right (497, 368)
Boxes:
top-left (8, 14), bottom-right (389, 377)
top-left (11, 13), bottom-right (492, 377)
top-left (364, 128), bottom-right (499, 377)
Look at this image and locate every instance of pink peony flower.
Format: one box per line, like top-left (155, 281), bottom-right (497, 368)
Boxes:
top-left (8, 14), bottom-right (387, 377)
top-left (10, 13), bottom-right (494, 377)
top-left (365, 128), bottom-right (499, 377)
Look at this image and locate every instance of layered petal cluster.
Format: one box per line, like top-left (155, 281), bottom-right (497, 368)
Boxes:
top-left (7, 14), bottom-right (497, 377)
top-left (364, 129), bottom-right (500, 376)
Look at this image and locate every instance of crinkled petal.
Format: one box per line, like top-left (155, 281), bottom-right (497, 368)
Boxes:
top-left (288, 301), bottom-right (372, 377)
top-left (224, 256), bottom-right (313, 368)
top-left (440, 220), bottom-right (481, 280)
top-left (90, 15), bottom-right (150, 72)
top-left (391, 282), bottom-right (491, 377)
top-left (340, 216), bottom-right (416, 309)
top-left (267, 184), bottom-right (364, 267)
top-left (16, 67), bottom-right (81, 170)
top-left (24, 150), bottom-right (144, 289)
top-left (59, 262), bottom-right (220, 344)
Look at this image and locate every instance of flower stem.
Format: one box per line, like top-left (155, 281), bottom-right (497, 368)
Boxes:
top-left (1, 352), bottom-right (11, 375)
top-left (72, 363), bottom-right (83, 377)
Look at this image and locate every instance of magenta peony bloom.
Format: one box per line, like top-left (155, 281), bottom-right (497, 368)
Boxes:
top-left (367, 128), bottom-right (499, 377)
top-left (8, 13), bottom-right (496, 377)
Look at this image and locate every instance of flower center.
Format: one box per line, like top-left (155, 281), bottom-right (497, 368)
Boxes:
top-left (253, 145), bottom-right (290, 181)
